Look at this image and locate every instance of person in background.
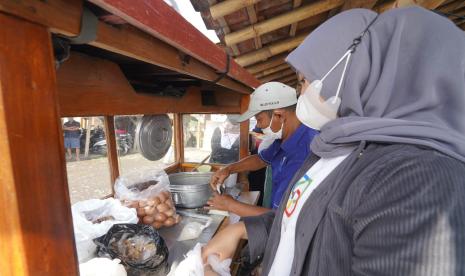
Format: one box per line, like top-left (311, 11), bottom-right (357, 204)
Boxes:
top-left (208, 82), bottom-right (318, 215)
top-left (63, 117), bottom-right (81, 161)
top-left (203, 7), bottom-right (465, 275)
top-left (210, 115), bottom-right (240, 164)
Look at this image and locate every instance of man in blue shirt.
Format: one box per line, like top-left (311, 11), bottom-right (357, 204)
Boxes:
top-left (208, 82), bottom-right (318, 216)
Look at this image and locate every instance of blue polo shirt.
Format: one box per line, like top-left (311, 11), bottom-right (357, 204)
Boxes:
top-left (258, 124), bottom-right (318, 209)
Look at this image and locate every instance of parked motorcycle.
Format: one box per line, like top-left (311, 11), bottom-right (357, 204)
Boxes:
top-left (79, 127), bottom-right (133, 156)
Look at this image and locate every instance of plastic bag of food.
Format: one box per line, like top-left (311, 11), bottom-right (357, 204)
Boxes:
top-left (72, 198), bottom-right (138, 263)
top-left (174, 243), bottom-right (231, 276)
top-left (94, 224), bottom-right (169, 276)
top-left (79, 257), bottom-right (127, 276)
top-left (114, 170), bottom-right (180, 229)
top-left (114, 170), bottom-right (170, 201)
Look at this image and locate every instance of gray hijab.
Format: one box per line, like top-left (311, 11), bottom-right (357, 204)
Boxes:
top-left (286, 7), bottom-right (465, 162)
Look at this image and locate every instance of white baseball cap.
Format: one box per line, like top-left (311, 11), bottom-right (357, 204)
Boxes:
top-left (236, 82), bottom-right (297, 122)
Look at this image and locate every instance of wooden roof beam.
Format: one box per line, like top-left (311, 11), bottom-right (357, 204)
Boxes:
top-left (275, 74), bottom-right (297, 84)
top-left (210, 0), bottom-right (263, 20)
top-left (209, 0), bottom-right (240, 56)
top-left (437, 0), bottom-right (465, 13)
top-left (245, 53), bottom-right (288, 74)
top-left (342, 0), bottom-right (378, 10)
top-left (289, 0), bottom-right (303, 37)
top-left (224, 0), bottom-right (344, 46)
top-left (396, 0), bottom-right (448, 9)
top-left (254, 64), bottom-right (290, 79)
top-left (373, 0), bottom-right (397, 13)
top-left (235, 34), bottom-right (307, 67)
top-left (246, 5), bottom-right (262, 49)
top-left (259, 68), bottom-right (295, 83)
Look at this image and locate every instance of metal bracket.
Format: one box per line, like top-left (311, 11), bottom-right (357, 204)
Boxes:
top-left (68, 7), bottom-right (99, 44)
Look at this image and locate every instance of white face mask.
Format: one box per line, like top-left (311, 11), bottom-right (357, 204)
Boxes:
top-left (261, 115), bottom-right (282, 139)
top-left (296, 50), bottom-right (352, 130)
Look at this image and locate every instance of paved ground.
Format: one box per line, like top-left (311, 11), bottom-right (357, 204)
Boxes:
top-left (66, 148), bottom-right (212, 204)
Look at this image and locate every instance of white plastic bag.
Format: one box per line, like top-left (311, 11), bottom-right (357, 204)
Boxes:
top-left (114, 170), bottom-right (170, 201)
top-left (79, 258), bottom-right (127, 276)
top-left (72, 198), bottom-right (138, 263)
top-left (177, 211), bottom-right (212, 241)
top-left (174, 243), bottom-right (231, 276)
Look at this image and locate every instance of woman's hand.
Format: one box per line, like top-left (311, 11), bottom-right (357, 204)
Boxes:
top-left (206, 192), bottom-right (235, 212)
top-left (210, 166), bottom-right (231, 190)
top-left (202, 222), bottom-right (247, 263)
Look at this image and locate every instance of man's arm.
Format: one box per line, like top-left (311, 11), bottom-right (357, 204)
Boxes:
top-left (207, 193), bottom-right (270, 217)
top-left (210, 155), bottom-right (267, 189)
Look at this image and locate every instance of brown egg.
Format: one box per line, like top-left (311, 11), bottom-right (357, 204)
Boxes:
top-left (146, 200), bottom-right (155, 207)
top-left (138, 200), bottom-right (148, 208)
top-left (153, 197), bottom-right (161, 205)
top-left (136, 207), bottom-right (146, 217)
top-left (143, 216), bottom-right (154, 224)
top-left (163, 217), bottom-right (175, 227)
top-left (163, 192), bottom-right (173, 202)
top-left (165, 199), bottom-right (173, 208)
top-left (154, 212), bottom-right (168, 222)
top-left (156, 203), bottom-right (170, 213)
top-left (144, 206), bottom-right (156, 216)
top-left (164, 209), bottom-right (175, 217)
top-left (158, 192), bottom-right (168, 202)
top-left (152, 221), bottom-right (163, 229)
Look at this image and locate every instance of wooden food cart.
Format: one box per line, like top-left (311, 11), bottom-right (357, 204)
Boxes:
top-left (0, 1), bottom-right (259, 275)
top-left (1, 0), bottom-right (463, 275)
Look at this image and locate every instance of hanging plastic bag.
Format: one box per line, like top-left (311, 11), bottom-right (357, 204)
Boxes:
top-left (79, 258), bottom-right (127, 276)
top-left (174, 243), bottom-right (231, 276)
top-left (72, 198), bottom-right (138, 263)
top-left (114, 170), bottom-right (180, 229)
top-left (94, 223), bottom-right (169, 276)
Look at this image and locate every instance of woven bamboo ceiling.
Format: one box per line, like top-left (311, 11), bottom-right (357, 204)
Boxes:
top-left (190, 0), bottom-right (465, 88)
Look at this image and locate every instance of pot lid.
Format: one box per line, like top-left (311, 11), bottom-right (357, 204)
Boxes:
top-left (136, 115), bottom-right (173, 161)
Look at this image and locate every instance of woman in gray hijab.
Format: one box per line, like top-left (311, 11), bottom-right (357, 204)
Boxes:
top-left (203, 6), bottom-right (465, 275)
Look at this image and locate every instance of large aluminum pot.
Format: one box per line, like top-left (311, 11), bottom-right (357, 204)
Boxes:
top-left (169, 172), bottom-right (213, 208)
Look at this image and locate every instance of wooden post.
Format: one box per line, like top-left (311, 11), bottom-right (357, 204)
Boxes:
top-left (174, 113), bottom-right (184, 164)
top-left (0, 13), bottom-right (78, 275)
top-left (224, 0), bottom-right (344, 46)
top-left (235, 34), bottom-right (307, 67)
top-left (84, 117), bottom-right (91, 157)
top-left (239, 96), bottom-right (250, 160)
top-left (104, 116), bottom-right (120, 187)
top-left (210, 0), bottom-right (263, 20)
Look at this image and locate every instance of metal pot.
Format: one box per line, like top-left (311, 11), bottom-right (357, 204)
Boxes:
top-left (169, 172), bottom-right (213, 208)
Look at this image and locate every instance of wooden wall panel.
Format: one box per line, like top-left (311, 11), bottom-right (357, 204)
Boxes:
top-left (56, 53), bottom-right (242, 116)
top-left (0, 13), bottom-right (78, 275)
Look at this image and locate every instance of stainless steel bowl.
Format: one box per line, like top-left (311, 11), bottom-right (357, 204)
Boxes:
top-left (169, 172), bottom-right (213, 208)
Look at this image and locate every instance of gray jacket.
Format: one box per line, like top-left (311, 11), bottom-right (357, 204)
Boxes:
top-left (244, 142), bottom-right (465, 275)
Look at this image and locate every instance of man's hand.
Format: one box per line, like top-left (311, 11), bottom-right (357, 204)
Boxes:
top-left (206, 192), bottom-right (235, 212)
top-left (209, 166), bottom-right (231, 190)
